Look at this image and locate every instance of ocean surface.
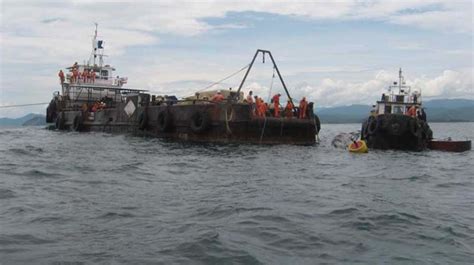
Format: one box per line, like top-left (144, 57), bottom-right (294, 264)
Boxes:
top-left (0, 123), bottom-right (473, 264)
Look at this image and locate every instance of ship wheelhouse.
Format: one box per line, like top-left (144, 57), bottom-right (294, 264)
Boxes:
top-left (59, 24), bottom-right (133, 107)
top-left (374, 68), bottom-right (421, 116)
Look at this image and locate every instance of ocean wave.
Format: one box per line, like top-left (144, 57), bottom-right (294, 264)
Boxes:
top-left (0, 188), bottom-right (16, 199)
top-left (98, 212), bottom-right (136, 219)
top-left (0, 234), bottom-right (55, 245)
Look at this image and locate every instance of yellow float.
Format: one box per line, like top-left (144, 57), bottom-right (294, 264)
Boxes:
top-left (348, 140), bottom-right (368, 153)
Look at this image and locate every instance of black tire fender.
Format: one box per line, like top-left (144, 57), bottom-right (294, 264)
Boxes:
top-left (361, 122), bottom-right (367, 140)
top-left (367, 117), bottom-right (378, 135)
top-left (72, 114), bottom-right (83, 132)
top-left (138, 112), bottom-right (148, 130)
top-left (190, 110), bottom-right (211, 134)
top-left (157, 110), bottom-right (173, 132)
top-left (409, 119), bottom-right (420, 137)
top-left (314, 115), bottom-right (321, 134)
top-left (55, 113), bottom-right (65, 130)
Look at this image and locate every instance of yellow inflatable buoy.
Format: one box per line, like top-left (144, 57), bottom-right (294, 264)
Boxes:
top-left (348, 140), bottom-right (368, 153)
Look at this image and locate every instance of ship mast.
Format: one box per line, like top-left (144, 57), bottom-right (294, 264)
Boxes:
top-left (399, 68), bottom-right (403, 94)
top-left (88, 23), bottom-right (104, 67)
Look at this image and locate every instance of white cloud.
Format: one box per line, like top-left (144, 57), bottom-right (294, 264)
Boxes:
top-left (290, 68), bottom-right (474, 107)
top-left (412, 68), bottom-right (474, 98)
top-left (1, 0), bottom-right (472, 117)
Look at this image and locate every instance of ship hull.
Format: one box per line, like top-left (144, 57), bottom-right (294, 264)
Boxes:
top-left (361, 114), bottom-right (432, 151)
top-left (51, 98), bottom-right (318, 145)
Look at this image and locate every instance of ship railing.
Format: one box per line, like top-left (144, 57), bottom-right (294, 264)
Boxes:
top-left (59, 83), bottom-right (148, 111)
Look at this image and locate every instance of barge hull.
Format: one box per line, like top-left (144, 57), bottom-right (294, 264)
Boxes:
top-left (56, 100), bottom-right (317, 145)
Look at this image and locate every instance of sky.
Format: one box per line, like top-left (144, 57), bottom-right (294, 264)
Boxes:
top-left (0, 0), bottom-right (473, 118)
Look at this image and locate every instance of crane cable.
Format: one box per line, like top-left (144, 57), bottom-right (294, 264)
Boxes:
top-left (197, 63), bottom-right (250, 93)
top-left (2, 64), bottom-right (251, 108)
top-left (259, 67), bottom-right (276, 144)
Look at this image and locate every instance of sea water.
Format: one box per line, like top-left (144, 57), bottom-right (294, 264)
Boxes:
top-left (0, 123), bottom-right (473, 264)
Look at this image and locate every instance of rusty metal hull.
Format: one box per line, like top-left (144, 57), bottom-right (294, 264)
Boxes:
top-left (428, 140), bottom-right (471, 152)
top-left (54, 100), bottom-right (318, 145)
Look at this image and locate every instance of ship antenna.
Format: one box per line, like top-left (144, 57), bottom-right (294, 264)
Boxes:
top-left (88, 23), bottom-right (98, 66)
top-left (399, 67), bottom-right (402, 94)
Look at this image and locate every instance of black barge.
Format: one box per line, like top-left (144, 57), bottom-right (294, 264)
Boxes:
top-left (46, 26), bottom-right (320, 145)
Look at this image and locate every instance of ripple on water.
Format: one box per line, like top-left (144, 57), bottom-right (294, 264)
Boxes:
top-left (161, 230), bottom-right (263, 265)
top-left (328, 207), bottom-right (359, 215)
top-left (8, 145), bottom-right (44, 156)
top-left (192, 205), bottom-right (273, 220)
top-left (28, 216), bottom-right (71, 224)
top-left (98, 212), bottom-right (136, 220)
top-left (21, 169), bottom-right (61, 178)
top-left (0, 234), bottom-right (55, 245)
top-left (436, 182), bottom-right (473, 188)
top-left (0, 188), bottom-right (16, 199)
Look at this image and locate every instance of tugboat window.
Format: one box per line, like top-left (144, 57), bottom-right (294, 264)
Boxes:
top-left (393, 105), bottom-right (403, 114)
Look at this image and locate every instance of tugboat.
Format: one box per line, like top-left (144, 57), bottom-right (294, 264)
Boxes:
top-left (46, 25), bottom-right (321, 145)
top-left (361, 68), bottom-right (433, 151)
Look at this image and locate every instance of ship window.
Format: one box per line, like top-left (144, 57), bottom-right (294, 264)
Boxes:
top-left (392, 105), bottom-right (403, 114)
top-left (385, 105), bottom-right (391, 114)
top-left (100, 70), bottom-right (108, 80)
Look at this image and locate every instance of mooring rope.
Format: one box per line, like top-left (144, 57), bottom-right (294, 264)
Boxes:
top-left (224, 106), bottom-right (233, 135)
top-left (0, 102), bottom-right (50, 108)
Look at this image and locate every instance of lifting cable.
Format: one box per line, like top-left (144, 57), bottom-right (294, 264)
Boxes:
top-left (0, 102), bottom-right (50, 109)
top-left (2, 64), bottom-right (251, 108)
top-left (259, 67), bottom-right (276, 143)
top-left (198, 63), bottom-right (250, 93)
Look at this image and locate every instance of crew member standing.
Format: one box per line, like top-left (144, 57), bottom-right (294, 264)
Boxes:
top-left (259, 98), bottom-right (267, 117)
top-left (58, 70), bottom-right (65, 85)
top-left (246, 91), bottom-right (253, 104)
top-left (90, 70), bottom-right (96, 83)
top-left (272, 93), bottom-right (281, 117)
top-left (407, 105), bottom-right (417, 117)
top-left (72, 68), bottom-right (79, 83)
top-left (285, 100), bottom-right (294, 118)
top-left (299, 97), bottom-right (308, 119)
top-left (211, 91), bottom-right (225, 102)
top-left (254, 96), bottom-right (260, 116)
top-left (82, 69), bottom-right (89, 83)
top-left (420, 108), bottom-right (427, 121)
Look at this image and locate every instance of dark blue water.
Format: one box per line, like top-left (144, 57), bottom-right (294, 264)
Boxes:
top-left (1, 123), bottom-right (473, 264)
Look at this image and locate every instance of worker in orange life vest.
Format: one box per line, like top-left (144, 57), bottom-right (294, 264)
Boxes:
top-left (407, 105), bottom-right (417, 117)
top-left (211, 90), bottom-right (225, 102)
top-left (258, 98), bottom-right (267, 117)
top-left (58, 70), bottom-right (65, 84)
top-left (272, 93), bottom-right (281, 117)
top-left (299, 97), bottom-right (308, 119)
top-left (285, 100), bottom-right (294, 118)
top-left (253, 96), bottom-right (260, 116)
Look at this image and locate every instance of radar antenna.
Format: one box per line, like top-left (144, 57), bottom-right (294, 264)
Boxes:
top-left (88, 23), bottom-right (105, 67)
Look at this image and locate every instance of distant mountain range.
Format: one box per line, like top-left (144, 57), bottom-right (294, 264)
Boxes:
top-left (1, 99), bottom-right (473, 126)
top-left (421, 99), bottom-right (474, 122)
top-left (0, 113), bottom-right (46, 126)
top-left (316, 99), bottom-right (474, 123)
